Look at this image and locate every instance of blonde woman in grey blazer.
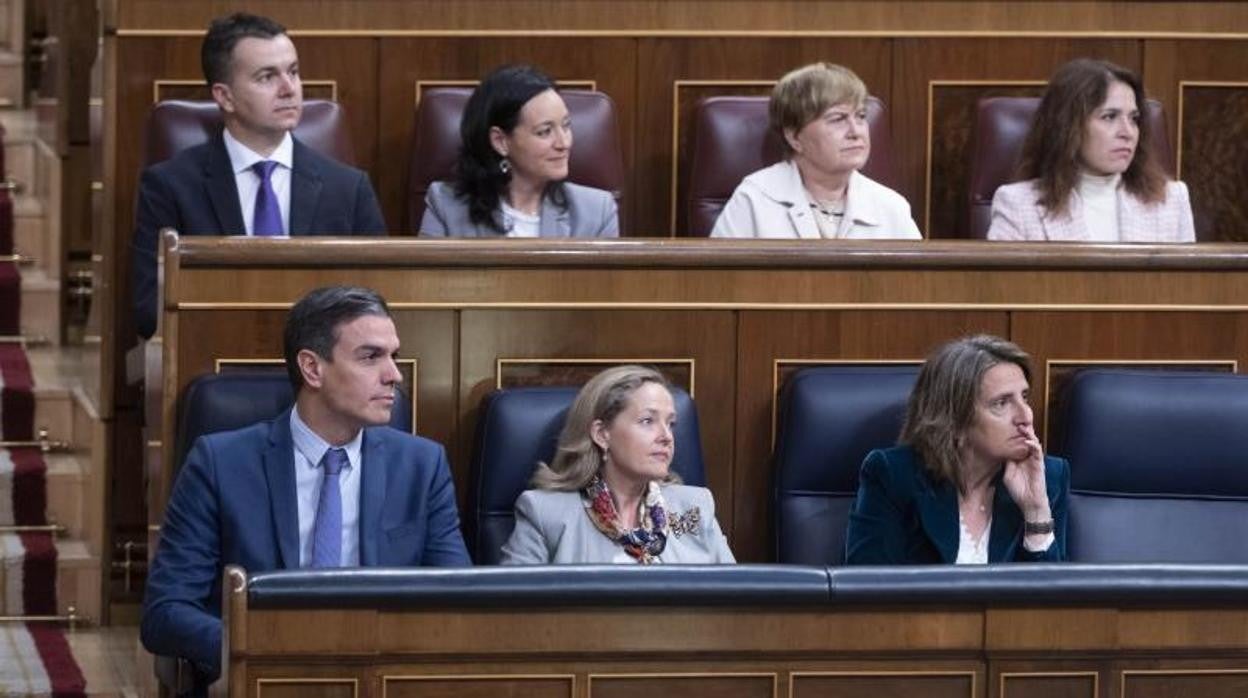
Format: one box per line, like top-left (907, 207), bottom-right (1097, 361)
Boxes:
top-left (501, 365), bottom-right (735, 565)
top-left (418, 64), bottom-right (618, 238)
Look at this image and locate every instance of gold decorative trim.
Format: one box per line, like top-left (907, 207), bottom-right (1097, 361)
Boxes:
top-left (117, 29), bottom-right (1248, 40)
top-left (152, 79), bottom-right (338, 103)
top-left (670, 79), bottom-right (776, 236)
top-left (256, 677), bottom-right (358, 698)
top-left (383, 673), bottom-right (575, 694)
top-left (1000, 670), bottom-right (1098, 698)
top-left (212, 357), bottom-right (420, 434)
top-left (177, 301), bottom-right (1248, 312)
top-left (1175, 81), bottom-right (1248, 179)
top-left (924, 79), bottom-right (1047, 237)
top-left (770, 358), bottom-right (922, 448)
top-left (495, 357), bottom-right (696, 397)
top-left (589, 672), bottom-right (777, 698)
top-left (415, 79), bottom-right (596, 108)
top-left (788, 670), bottom-right (976, 698)
top-left (1041, 358), bottom-right (1237, 445)
top-left (1120, 669), bottom-right (1248, 698)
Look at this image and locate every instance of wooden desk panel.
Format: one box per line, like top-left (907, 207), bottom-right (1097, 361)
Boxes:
top-left (160, 238), bottom-right (1248, 560)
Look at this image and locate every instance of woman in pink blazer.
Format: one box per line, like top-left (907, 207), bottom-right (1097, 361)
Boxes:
top-left (988, 59), bottom-right (1195, 243)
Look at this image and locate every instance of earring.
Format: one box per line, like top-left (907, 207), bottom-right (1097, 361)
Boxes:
top-left (499, 157), bottom-right (511, 174)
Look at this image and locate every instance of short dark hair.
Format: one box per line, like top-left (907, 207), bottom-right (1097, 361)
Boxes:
top-left (201, 12), bottom-right (287, 87)
top-left (283, 286), bottom-right (392, 391)
top-left (1018, 58), bottom-right (1166, 217)
top-left (454, 64), bottom-right (567, 233)
top-left (900, 335), bottom-right (1033, 492)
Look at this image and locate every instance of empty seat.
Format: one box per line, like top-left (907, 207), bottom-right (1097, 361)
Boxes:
top-left (469, 385), bottom-right (706, 564)
top-left (966, 96), bottom-right (1174, 239)
top-left (686, 95), bottom-right (898, 237)
top-left (143, 99), bottom-right (356, 167)
top-left (407, 88), bottom-right (625, 231)
top-left (1051, 369), bottom-right (1248, 563)
top-left (773, 365), bottom-right (919, 564)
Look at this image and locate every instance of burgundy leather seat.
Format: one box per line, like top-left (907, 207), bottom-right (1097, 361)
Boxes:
top-left (407, 88), bottom-right (625, 232)
top-left (142, 99), bottom-right (355, 168)
top-left (686, 95), bottom-right (898, 238)
top-left (966, 96), bottom-right (1174, 239)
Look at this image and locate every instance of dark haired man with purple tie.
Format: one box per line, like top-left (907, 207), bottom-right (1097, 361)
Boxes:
top-left (130, 12), bottom-right (385, 339)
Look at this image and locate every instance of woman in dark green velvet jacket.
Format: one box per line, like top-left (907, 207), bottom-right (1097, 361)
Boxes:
top-left (845, 335), bottom-right (1069, 565)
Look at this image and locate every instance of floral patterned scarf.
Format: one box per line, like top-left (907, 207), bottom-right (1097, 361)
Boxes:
top-left (581, 475), bottom-right (670, 564)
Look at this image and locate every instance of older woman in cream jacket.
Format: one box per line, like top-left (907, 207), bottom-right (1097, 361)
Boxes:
top-left (712, 63), bottom-right (920, 240)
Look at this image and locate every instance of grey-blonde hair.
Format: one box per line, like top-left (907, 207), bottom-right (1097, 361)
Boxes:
top-left (532, 364), bottom-right (681, 491)
top-left (770, 62), bottom-right (868, 157)
top-left (900, 335), bottom-right (1033, 492)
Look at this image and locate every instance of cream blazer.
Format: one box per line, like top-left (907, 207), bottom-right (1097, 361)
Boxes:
top-left (987, 179), bottom-right (1195, 242)
top-left (710, 160), bottom-right (922, 239)
top-left (500, 484), bottom-right (736, 564)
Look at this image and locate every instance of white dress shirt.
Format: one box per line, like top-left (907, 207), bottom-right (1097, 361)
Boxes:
top-left (290, 406), bottom-right (362, 567)
top-left (500, 202), bottom-right (541, 237)
top-left (222, 129), bottom-right (294, 236)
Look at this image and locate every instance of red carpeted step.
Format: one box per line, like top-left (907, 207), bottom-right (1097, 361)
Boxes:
top-left (0, 261), bottom-right (20, 336)
top-left (0, 340), bottom-right (34, 440)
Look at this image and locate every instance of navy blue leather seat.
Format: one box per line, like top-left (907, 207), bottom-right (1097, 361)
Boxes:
top-left (1051, 369), bottom-right (1248, 563)
top-left (174, 371), bottom-right (413, 478)
top-left (773, 365), bottom-right (919, 564)
top-left (468, 386), bottom-right (706, 565)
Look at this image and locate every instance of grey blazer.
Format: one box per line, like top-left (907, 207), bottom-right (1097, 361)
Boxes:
top-left (501, 484), bottom-right (735, 564)
top-left (419, 180), bottom-right (619, 237)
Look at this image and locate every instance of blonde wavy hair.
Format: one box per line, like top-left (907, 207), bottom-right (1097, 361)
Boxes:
top-left (532, 364), bottom-right (682, 491)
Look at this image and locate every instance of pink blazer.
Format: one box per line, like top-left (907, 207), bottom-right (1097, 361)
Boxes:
top-left (987, 179), bottom-right (1195, 242)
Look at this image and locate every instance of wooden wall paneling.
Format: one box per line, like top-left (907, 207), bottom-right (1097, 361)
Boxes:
top-left (789, 671), bottom-right (976, 698)
top-left (733, 310), bottom-right (1008, 561)
top-left (384, 674), bottom-right (574, 698)
top-left (994, 668), bottom-right (1100, 698)
top-left (1145, 40), bottom-right (1248, 242)
top-left (891, 38), bottom-right (1141, 238)
top-left (376, 37), bottom-right (638, 233)
top-left (112, 1), bottom-right (1248, 34)
top-left (457, 310), bottom-right (736, 534)
top-left (635, 38), bottom-right (891, 236)
top-left (1009, 311), bottom-right (1248, 449)
top-left (1119, 668), bottom-right (1248, 698)
top-left (588, 674), bottom-right (776, 698)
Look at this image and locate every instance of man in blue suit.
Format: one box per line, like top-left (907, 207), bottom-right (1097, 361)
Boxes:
top-left (131, 13), bottom-right (386, 338)
top-left (141, 286), bottom-right (470, 687)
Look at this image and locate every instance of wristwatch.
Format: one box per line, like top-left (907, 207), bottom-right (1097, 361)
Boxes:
top-left (1024, 519), bottom-right (1055, 535)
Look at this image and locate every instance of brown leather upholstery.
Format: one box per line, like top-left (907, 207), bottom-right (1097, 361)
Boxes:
top-left (686, 95), bottom-right (897, 238)
top-left (406, 88), bottom-right (625, 232)
top-left (966, 96), bottom-right (1174, 239)
top-left (142, 99), bottom-right (355, 168)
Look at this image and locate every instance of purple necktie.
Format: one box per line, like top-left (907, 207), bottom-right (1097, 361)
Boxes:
top-left (251, 160), bottom-right (284, 236)
top-left (309, 447), bottom-right (347, 568)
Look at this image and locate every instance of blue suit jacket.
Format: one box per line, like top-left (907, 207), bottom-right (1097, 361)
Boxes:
top-left (844, 445), bottom-right (1069, 565)
top-left (131, 131), bottom-right (387, 338)
top-left (140, 410), bottom-right (469, 681)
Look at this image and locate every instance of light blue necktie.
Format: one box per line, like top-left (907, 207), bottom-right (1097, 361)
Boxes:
top-left (310, 447), bottom-right (347, 568)
top-left (251, 160), bottom-right (284, 236)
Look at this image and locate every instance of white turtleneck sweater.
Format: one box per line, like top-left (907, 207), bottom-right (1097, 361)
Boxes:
top-left (1076, 171), bottom-right (1122, 242)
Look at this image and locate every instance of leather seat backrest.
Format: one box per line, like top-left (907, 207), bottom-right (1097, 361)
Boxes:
top-left (174, 371), bottom-right (412, 478)
top-left (773, 365), bottom-right (919, 564)
top-left (407, 88), bottom-right (625, 231)
top-left (966, 96), bottom-right (1173, 239)
top-left (686, 95), bottom-right (897, 237)
top-left (143, 99), bottom-right (356, 168)
top-left (469, 385), bottom-right (705, 564)
top-left (1050, 369), bottom-right (1248, 563)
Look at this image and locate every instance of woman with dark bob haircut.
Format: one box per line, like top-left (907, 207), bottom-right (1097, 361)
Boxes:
top-left (420, 64), bottom-right (618, 238)
top-left (845, 335), bottom-right (1069, 565)
top-left (988, 58), bottom-right (1194, 242)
